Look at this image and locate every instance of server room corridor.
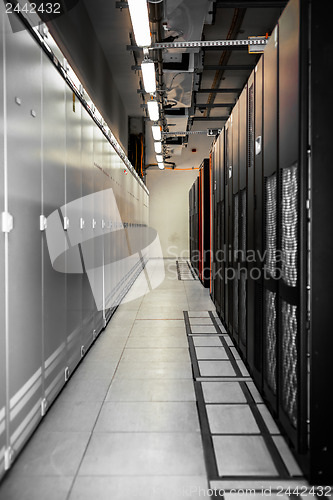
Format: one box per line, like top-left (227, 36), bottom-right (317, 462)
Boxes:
top-left (1, 0), bottom-right (333, 496)
top-left (0, 259), bottom-right (309, 500)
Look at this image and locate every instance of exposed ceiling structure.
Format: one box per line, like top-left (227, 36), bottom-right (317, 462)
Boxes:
top-left (82, 0), bottom-right (287, 172)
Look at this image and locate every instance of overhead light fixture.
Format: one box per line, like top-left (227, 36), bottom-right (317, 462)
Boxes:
top-left (156, 154), bottom-right (163, 163)
top-left (141, 58), bottom-right (156, 94)
top-left (127, 0), bottom-right (151, 48)
top-left (158, 162), bottom-right (165, 170)
top-left (147, 100), bottom-right (159, 122)
top-left (152, 125), bottom-right (162, 141)
top-left (154, 141), bottom-right (162, 154)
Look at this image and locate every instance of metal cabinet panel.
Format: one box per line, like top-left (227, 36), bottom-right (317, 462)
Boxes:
top-left (279, 0), bottom-right (299, 171)
top-left (41, 53), bottom-right (67, 405)
top-left (92, 127), bottom-right (105, 332)
top-left (6, 27), bottom-right (43, 455)
top-left (263, 26), bottom-right (278, 178)
top-left (0, 15), bottom-right (6, 475)
top-left (63, 87), bottom-right (82, 374)
top-left (81, 105), bottom-right (95, 349)
top-left (251, 60), bottom-right (264, 385)
top-left (238, 89), bottom-right (248, 354)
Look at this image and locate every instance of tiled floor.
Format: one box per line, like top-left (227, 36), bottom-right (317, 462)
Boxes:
top-left (0, 260), bottom-right (312, 500)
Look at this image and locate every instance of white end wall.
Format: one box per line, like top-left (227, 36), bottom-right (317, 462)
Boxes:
top-left (147, 168), bottom-right (199, 258)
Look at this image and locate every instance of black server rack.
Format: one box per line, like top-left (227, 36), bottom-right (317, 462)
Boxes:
top-left (191, 0), bottom-right (333, 484)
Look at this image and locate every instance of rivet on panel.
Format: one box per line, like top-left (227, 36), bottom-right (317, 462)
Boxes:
top-left (15, 97), bottom-right (21, 105)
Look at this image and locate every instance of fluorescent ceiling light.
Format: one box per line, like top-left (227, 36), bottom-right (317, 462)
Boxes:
top-left (152, 125), bottom-right (162, 141)
top-left (127, 0), bottom-right (151, 48)
top-left (158, 162), bottom-right (165, 170)
top-left (154, 141), bottom-right (162, 154)
top-left (156, 154), bottom-right (163, 163)
top-left (141, 59), bottom-right (156, 94)
top-left (147, 100), bottom-right (159, 121)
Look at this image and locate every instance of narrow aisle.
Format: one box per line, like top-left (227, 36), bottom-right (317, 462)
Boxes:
top-left (0, 260), bottom-right (208, 500)
top-left (0, 260), bottom-right (310, 500)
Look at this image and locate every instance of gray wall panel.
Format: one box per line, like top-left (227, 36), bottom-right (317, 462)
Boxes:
top-left (41, 53), bottom-right (67, 405)
top-left (93, 127), bottom-right (105, 330)
top-left (0, 13), bottom-right (6, 474)
top-left (0, 9), bottom-right (149, 480)
top-left (6, 28), bottom-right (43, 454)
top-left (81, 105), bottom-right (95, 348)
top-left (64, 87), bottom-right (82, 373)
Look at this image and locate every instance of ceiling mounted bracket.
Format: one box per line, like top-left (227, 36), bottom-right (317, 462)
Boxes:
top-left (149, 38), bottom-right (268, 50)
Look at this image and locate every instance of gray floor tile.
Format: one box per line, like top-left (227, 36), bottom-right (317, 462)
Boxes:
top-left (272, 436), bottom-right (303, 476)
top-left (188, 311), bottom-right (211, 317)
top-left (38, 400), bottom-right (101, 433)
top-left (198, 361), bottom-right (236, 377)
top-left (114, 360), bottom-right (192, 380)
top-left (95, 402), bottom-right (200, 432)
top-left (195, 346), bottom-right (228, 360)
top-left (229, 346), bottom-right (241, 360)
top-left (213, 436), bottom-right (278, 476)
top-left (207, 404), bottom-right (260, 434)
top-left (0, 476), bottom-right (73, 500)
top-left (257, 405), bottom-right (280, 434)
top-left (73, 358), bottom-right (119, 380)
top-left (193, 336), bottom-right (222, 347)
top-left (11, 432), bottom-right (90, 477)
top-left (236, 359), bottom-right (250, 376)
top-left (79, 432), bottom-right (206, 476)
top-left (121, 347), bottom-right (190, 363)
top-left (130, 326), bottom-right (186, 339)
top-left (190, 318), bottom-right (213, 325)
top-left (246, 382), bottom-right (263, 403)
top-left (201, 382), bottom-right (247, 404)
top-left (136, 309), bottom-right (185, 320)
top-left (132, 319), bottom-right (185, 329)
top-left (126, 335), bottom-right (188, 348)
top-left (191, 326), bottom-right (217, 334)
top-left (106, 378), bottom-right (195, 402)
top-left (69, 476), bottom-right (209, 500)
top-left (60, 376), bottom-right (111, 402)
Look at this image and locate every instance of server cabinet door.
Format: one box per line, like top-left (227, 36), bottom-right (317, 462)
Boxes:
top-left (92, 127), bottom-right (105, 333)
top-left (0, 15), bottom-right (6, 475)
top-left (81, 105), bottom-right (95, 349)
top-left (238, 87), bottom-right (248, 356)
top-left (246, 71), bottom-right (256, 367)
top-left (62, 87), bottom-right (83, 374)
top-left (250, 60), bottom-right (264, 388)
top-left (231, 103), bottom-right (239, 343)
top-left (42, 52), bottom-right (67, 405)
top-left (218, 132), bottom-right (226, 321)
top-left (224, 122), bottom-right (232, 327)
top-left (262, 26), bottom-right (279, 412)
top-left (278, 0), bottom-right (303, 451)
top-left (6, 27), bottom-right (43, 453)
top-left (103, 140), bottom-right (112, 320)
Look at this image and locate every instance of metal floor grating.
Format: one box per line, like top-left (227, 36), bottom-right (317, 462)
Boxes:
top-left (176, 260), bottom-right (198, 280)
top-left (183, 310), bottom-right (318, 496)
